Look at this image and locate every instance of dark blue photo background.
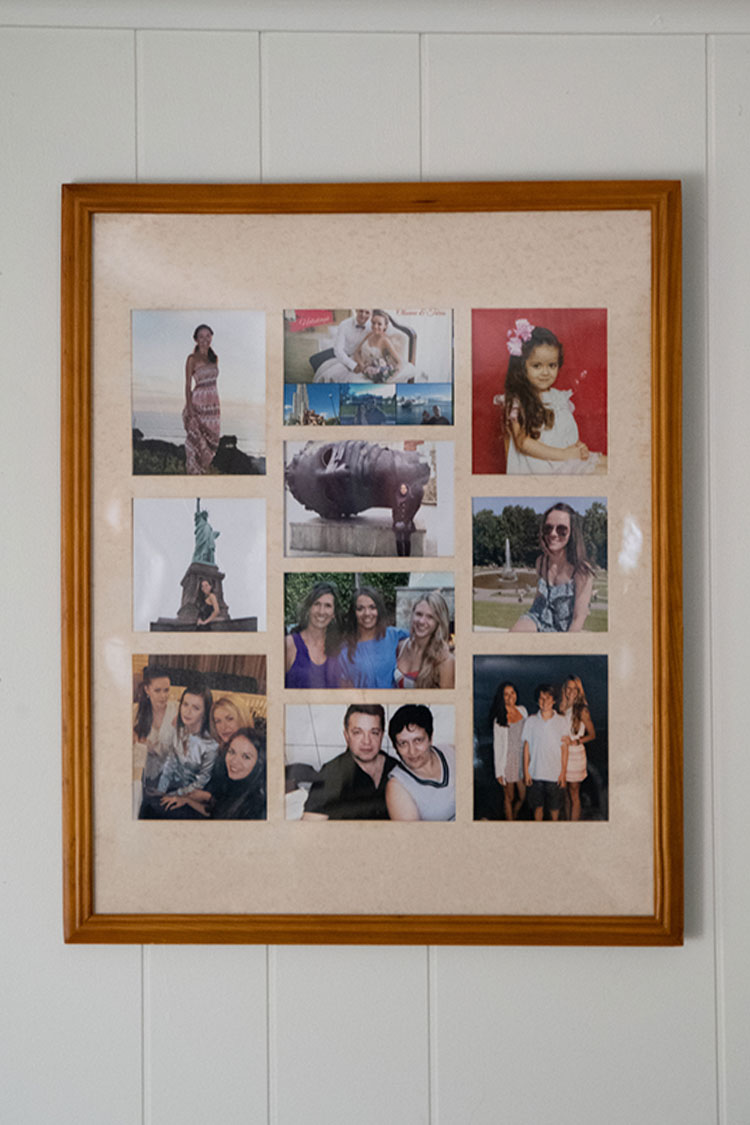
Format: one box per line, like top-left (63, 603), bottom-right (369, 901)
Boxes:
top-left (473, 653), bottom-right (608, 820)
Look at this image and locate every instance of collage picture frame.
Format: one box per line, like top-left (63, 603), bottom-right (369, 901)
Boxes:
top-left (61, 179), bottom-right (683, 944)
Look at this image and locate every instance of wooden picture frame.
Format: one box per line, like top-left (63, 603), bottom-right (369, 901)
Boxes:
top-left (62, 180), bottom-right (682, 944)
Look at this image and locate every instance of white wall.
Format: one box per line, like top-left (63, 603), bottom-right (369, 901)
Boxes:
top-left (1, 2), bottom-right (747, 1121)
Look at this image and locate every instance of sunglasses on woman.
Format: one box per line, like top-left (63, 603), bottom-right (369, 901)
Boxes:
top-left (543, 522), bottom-right (570, 538)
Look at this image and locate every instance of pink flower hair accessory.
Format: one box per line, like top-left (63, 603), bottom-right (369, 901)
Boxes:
top-left (506, 318), bottom-right (534, 356)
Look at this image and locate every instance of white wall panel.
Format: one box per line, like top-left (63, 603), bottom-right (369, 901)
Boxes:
top-left (433, 946), bottom-right (717, 1124)
top-left (271, 946), bottom-right (429, 1123)
top-left (0, 27), bottom-right (142, 1125)
top-left (708, 34), bottom-right (750, 1125)
top-left (136, 30), bottom-right (260, 180)
top-left (261, 32), bottom-right (421, 181)
top-left (422, 34), bottom-right (705, 180)
top-left (3, 5), bottom-right (749, 1123)
top-left (145, 946), bottom-right (269, 1123)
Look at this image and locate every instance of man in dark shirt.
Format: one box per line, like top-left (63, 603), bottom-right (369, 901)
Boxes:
top-left (302, 704), bottom-right (396, 820)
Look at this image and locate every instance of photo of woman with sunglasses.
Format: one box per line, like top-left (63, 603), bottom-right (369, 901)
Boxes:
top-left (510, 502), bottom-right (595, 633)
top-left (472, 496), bottom-right (606, 634)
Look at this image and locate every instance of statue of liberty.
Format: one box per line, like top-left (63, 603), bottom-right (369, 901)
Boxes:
top-left (192, 498), bottom-right (220, 565)
top-left (150, 496), bottom-right (255, 632)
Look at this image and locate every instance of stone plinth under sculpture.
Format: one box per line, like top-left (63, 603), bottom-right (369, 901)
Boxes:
top-left (287, 515), bottom-right (426, 557)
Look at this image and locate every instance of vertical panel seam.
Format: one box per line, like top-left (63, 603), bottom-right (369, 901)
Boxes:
top-left (258, 30), bottom-right (264, 183)
top-left (705, 31), bottom-right (724, 1125)
top-left (142, 946), bottom-right (150, 1125)
top-left (418, 32), bottom-right (424, 180)
top-left (428, 947), bottom-right (437, 1124)
top-left (266, 945), bottom-right (276, 1125)
top-left (133, 28), bottom-right (140, 180)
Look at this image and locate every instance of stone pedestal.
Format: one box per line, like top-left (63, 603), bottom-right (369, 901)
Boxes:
top-left (288, 515), bottom-right (425, 557)
top-left (150, 615), bottom-right (257, 632)
top-left (150, 562), bottom-right (239, 631)
top-left (176, 562), bottom-right (229, 623)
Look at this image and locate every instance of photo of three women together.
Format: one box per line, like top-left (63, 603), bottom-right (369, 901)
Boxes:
top-left (474, 655), bottom-right (608, 822)
top-left (284, 573), bottom-right (455, 691)
top-left (133, 656), bottom-right (267, 821)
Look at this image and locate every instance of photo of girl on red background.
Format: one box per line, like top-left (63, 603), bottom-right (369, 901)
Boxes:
top-left (472, 308), bottom-right (607, 475)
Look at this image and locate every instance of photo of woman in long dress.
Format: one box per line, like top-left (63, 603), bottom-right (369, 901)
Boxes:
top-left (131, 309), bottom-right (266, 475)
top-left (183, 323), bottom-right (220, 474)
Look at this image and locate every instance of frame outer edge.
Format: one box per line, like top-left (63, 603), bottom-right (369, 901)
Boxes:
top-left (61, 186), bottom-right (94, 939)
top-left (651, 182), bottom-right (684, 943)
top-left (60, 179), bottom-right (684, 945)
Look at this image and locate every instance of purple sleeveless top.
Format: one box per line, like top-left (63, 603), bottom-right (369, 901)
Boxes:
top-left (285, 631), bottom-right (341, 689)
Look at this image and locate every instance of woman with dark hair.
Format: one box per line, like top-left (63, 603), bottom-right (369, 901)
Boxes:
top-left (183, 323), bottom-right (220, 474)
top-left (196, 577), bottom-right (221, 627)
top-left (338, 585), bottom-right (408, 689)
top-left (393, 591), bottom-right (455, 689)
top-left (140, 683), bottom-right (218, 818)
top-left (133, 665), bottom-right (177, 792)
top-left (510, 503), bottom-right (595, 633)
top-left (560, 675), bottom-right (596, 821)
top-left (285, 581), bottom-right (343, 688)
top-left (490, 681), bottom-right (528, 821)
top-left (190, 728), bottom-right (266, 820)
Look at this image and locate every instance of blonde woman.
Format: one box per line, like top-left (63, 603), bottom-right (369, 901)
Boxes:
top-left (393, 591), bottom-right (455, 689)
top-left (560, 675), bottom-right (596, 821)
top-left (210, 696), bottom-right (252, 749)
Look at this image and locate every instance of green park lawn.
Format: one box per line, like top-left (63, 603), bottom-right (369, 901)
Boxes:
top-left (473, 599), bottom-right (608, 631)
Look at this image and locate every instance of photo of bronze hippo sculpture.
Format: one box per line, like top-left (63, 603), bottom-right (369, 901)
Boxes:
top-left (285, 440), bottom-right (431, 520)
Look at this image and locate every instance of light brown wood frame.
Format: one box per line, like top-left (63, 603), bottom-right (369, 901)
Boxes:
top-left (61, 180), bottom-right (683, 945)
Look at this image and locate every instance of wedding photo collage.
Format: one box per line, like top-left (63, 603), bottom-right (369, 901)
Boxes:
top-left (130, 305), bottom-right (610, 827)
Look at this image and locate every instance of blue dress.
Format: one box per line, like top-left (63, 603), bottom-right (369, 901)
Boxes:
top-left (285, 631), bottom-right (342, 688)
top-left (338, 626), bottom-right (408, 689)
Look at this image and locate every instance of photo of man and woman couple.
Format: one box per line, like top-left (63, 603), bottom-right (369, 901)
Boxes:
top-left (283, 308), bottom-right (454, 426)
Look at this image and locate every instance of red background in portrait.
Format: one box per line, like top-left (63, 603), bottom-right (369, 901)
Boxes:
top-left (471, 308), bottom-right (608, 474)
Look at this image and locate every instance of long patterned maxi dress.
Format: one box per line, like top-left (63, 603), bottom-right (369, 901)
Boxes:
top-left (183, 361), bottom-right (220, 474)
